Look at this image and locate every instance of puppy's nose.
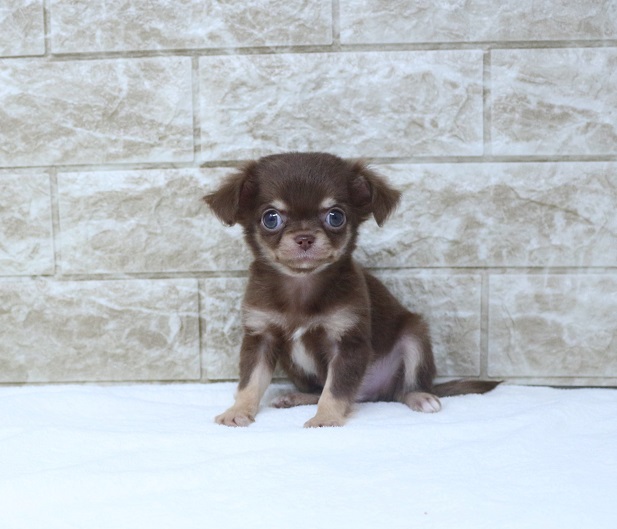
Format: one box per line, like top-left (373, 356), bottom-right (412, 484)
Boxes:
top-left (294, 234), bottom-right (315, 251)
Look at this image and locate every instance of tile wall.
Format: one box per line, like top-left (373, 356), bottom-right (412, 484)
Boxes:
top-left (1, 0), bottom-right (616, 386)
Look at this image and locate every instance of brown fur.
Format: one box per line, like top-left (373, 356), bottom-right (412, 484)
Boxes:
top-left (204, 152), bottom-right (499, 427)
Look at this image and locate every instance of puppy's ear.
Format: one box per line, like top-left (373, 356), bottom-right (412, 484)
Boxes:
top-left (203, 162), bottom-right (258, 226)
top-left (349, 161), bottom-right (401, 226)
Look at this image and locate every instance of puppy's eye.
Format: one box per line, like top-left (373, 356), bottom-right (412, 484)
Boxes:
top-left (262, 209), bottom-right (284, 231)
top-left (325, 208), bottom-right (346, 228)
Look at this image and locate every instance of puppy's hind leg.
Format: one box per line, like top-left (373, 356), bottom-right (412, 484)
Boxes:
top-left (398, 316), bottom-right (441, 414)
top-left (403, 391), bottom-right (441, 413)
top-left (271, 392), bottom-right (320, 409)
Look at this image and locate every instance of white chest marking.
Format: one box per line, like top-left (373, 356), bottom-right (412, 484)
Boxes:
top-left (290, 327), bottom-right (318, 376)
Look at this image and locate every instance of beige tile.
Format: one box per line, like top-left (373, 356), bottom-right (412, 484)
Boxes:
top-left (201, 278), bottom-right (247, 381)
top-left (50, 0), bottom-right (331, 53)
top-left (0, 57), bottom-right (193, 167)
top-left (199, 51), bottom-right (483, 160)
top-left (488, 275), bottom-right (617, 380)
top-left (0, 279), bottom-right (200, 383)
top-left (201, 273), bottom-right (481, 380)
top-left (0, 0), bottom-right (44, 57)
top-left (0, 171), bottom-right (53, 275)
top-left (340, 0), bottom-right (617, 44)
top-left (376, 273), bottom-right (482, 377)
top-left (58, 169), bottom-right (251, 274)
top-left (491, 48), bottom-right (617, 155)
top-left (356, 162), bottom-right (617, 268)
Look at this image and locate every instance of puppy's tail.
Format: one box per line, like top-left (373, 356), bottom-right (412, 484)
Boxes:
top-left (432, 379), bottom-right (502, 398)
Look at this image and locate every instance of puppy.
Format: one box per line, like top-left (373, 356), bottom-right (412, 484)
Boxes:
top-left (205, 152), bottom-right (499, 427)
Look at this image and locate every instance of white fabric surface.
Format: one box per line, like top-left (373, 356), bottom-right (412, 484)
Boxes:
top-left (1, 383), bottom-right (616, 529)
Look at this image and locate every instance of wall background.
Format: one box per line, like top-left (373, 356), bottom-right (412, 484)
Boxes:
top-left (1, 0), bottom-right (616, 386)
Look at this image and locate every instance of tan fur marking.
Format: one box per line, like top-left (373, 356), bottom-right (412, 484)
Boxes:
top-left (243, 307), bottom-right (287, 334)
top-left (270, 199), bottom-right (288, 211)
top-left (293, 307), bottom-right (358, 341)
top-left (319, 197), bottom-right (337, 209)
top-left (244, 305), bottom-right (357, 342)
top-left (325, 307), bottom-right (359, 341)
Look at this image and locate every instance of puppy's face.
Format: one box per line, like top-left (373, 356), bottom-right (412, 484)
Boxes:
top-left (255, 195), bottom-right (351, 275)
top-left (205, 152), bottom-right (400, 276)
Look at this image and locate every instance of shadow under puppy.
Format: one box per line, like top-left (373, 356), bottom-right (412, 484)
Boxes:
top-left (205, 152), bottom-right (499, 427)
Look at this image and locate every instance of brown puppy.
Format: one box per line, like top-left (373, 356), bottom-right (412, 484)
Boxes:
top-left (205, 152), bottom-right (499, 427)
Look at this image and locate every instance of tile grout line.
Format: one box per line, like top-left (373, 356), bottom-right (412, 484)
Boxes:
top-left (42, 0), bottom-right (51, 56)
top-left (4, 156), bottom-right (617, 175)
top-left (483, 49), bottom-right (492, 156)
top-left (480, 271), bottom-right (491, 379)
top-left (3, 267), bottom-right (617, 284)
top-left (33, 39), bottom-right (617, 62)
top-left (48, 168), bottom-right (62, 278)
top-left (191, 56), bottom-right (202, 164)
top-left (331, 0), bottom-right (342, 48)
top-left (197, 280), bottom-right (207, 383)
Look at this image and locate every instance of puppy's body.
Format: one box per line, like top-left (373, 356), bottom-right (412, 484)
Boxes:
top-left (205, 152), bottom-right (498, 427)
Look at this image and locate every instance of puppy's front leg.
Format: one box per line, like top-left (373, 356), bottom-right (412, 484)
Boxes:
top-left (215, 333), bottom-right (276, 427)
top-left (303, 368), bottom-right (348, 428)
top-left (304, 335), bottom-right (369, 428)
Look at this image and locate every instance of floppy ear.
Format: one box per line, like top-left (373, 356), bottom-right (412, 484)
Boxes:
top-left (348, 161), bottom-right (401, 226)
top-left (203, 162), bottom-right (258, 226)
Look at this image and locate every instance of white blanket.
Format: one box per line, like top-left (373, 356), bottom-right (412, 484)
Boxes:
top-left (1, 383), bottom-right (615, 529)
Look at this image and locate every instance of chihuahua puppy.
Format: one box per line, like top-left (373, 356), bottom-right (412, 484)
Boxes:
top-left (205, 152), bottom-right (499, 427)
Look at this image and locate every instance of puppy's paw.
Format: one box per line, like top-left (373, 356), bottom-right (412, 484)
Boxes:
top-left (403, 392), bottom-right (442, 413)
top-left (271, 392), bottom-right (320, 409)
top-left (215, 407), bottom-right (255, 427)
top-left (303, 414), bottom-right (346, 428)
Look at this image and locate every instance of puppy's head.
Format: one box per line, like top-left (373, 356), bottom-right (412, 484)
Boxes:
top-left (204, 152), bottom-right (400, 276)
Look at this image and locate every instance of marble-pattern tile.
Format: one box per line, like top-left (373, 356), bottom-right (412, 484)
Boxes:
top-left (0, 279), bottom-right (200, 383)
top-left (340, 0), bottom-right (617, 44)
top-left (0, 57), bottom-right (193, 167)
top-left (199, 51), bottom-right (483, 161)
top-left (201, 273), bottom-right (481, 380)
top-left (356, 162), bottom-right (617, 268)
top-left (58, 169), bottom-right (250, 274)
top-left (0, 0), bottom-right (45, 57)
top-left (488, 275), bottom-right (617, 379)
top-left (491, 48), bottom-right (617, 155)
top-left (0, 171), bottom-right (53, 275)
top-left (50, 0), bottom-right (331, 53)
top-left (201, 277), bottom-right (247, 381)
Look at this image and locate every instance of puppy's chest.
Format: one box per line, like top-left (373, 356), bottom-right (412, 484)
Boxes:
top-left (243, 305), bottom-right (358, 374)
top-left (288, 326), bottom-right (323, 376)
